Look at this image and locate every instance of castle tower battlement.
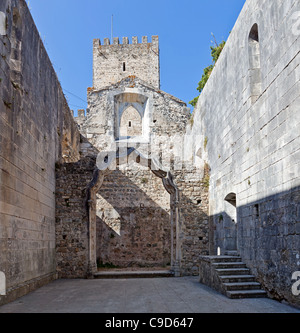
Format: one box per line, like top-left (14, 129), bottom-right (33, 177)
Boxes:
top-left (93, 35), bottom-right (159, 46)
top-left (93, 35), bottom-right (160, 90)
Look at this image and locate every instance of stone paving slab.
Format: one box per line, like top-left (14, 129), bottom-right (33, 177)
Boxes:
top-left (0, 277), bottom-right (299, 313)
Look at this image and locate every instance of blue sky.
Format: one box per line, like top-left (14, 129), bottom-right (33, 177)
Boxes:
top-left (27, 0), bottom-right (246, 113)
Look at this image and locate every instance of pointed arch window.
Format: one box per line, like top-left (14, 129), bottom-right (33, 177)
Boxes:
top-left (248, 24), bottom-right (262, 104)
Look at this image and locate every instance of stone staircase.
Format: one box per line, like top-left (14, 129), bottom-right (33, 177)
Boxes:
top-left (199, 255), bottom-right (267, 299)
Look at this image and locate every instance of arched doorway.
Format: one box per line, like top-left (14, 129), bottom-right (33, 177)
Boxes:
top-left (224, 193), bottom-right (237, 254)
top-left (86, 148), bottom-right (181, 276)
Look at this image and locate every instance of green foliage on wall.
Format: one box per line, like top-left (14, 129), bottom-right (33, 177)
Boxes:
top-left (189, 38), bottom-right (226, 107)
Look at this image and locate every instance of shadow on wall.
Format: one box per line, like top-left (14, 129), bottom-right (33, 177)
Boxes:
top-left (96, 168), bottom-right (172, 268)
top-left (55, 156), bottom-right (98, 279)
top-left (55, 151), bottom-right (210, 277)
top-left (213, 212), bottom-right (237, 255)
top-left (96, 170), bottom-right (211, 275)
top-left (175, 186), bottom-right (210, 275)
top-left (211, 185), bottom-right (300, 307)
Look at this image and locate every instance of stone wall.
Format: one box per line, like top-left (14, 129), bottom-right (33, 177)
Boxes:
top-left (78, 76), bottom-right (190, 148)
top-left (55, 153), bottom-right (210, 277)
top-left (119, 105), bottom-right (143, 138)
top-left (186, 0), bottom-right (300, 307)
top-left (93, 36), bottom-right (160, 90)
top-left (55, 157), bottom-right (95, 279)
top-left (0, 0), bottom-right (80, 305)
top-left (174, 165), bottom-right (210, 275)
top-left (96, 166), bottom-right (171, 268)
top-left (237, 186), bottom-right (300, 305)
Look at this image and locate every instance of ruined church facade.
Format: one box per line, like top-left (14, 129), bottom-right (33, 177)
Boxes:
top-left (0, 0), bottom-right (299, 309)
top-left (69, 35), bottom-right (210, 275)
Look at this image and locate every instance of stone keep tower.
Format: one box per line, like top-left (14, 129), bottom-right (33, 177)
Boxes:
top-left (92, 36), bottom-right (160, 90)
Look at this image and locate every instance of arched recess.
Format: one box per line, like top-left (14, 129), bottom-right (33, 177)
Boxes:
top-left (86, 148), bottom-right (181, 277)
top-left (248, 23), bottom-right (262, 104)
top-left (224, 193), bottom-right (237, 207)
top-left (119, 105), bottom-right (142, 138)
top-left (114, 92), bottom-right (150, 141)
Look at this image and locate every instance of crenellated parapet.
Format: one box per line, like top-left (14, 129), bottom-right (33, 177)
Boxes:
top-left (93, 35), bottom-right (159, 47)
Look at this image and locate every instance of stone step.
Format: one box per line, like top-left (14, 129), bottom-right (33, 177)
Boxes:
top-left (201, 251), bottom-right (267, 298)
top-left (223, 282), bottom-right (262, 291)
top-left (203, 256), bottom-right (243, 263)
top-left (224, 251), bottom-right (239, 256)
top-left (94, 270), bottom-right (174, 279)
top-left (226, 289), bottom-right (267, 299)
top-left (219, 275), bottom-right (256, 283)
top-left (212, 262), bottom-right (247, 269)
top-left (200, 255), bottom-right (267, 299)
top-left (216, 268), bottom-right (251, 276)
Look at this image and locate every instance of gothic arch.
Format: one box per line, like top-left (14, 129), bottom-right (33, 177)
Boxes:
top-left (248, 23), bottom-right (262, 104)
top-left (119, 105), bottom-right (142, 138)
top-left (86, 148), bottom-right (181, 276)
top-left (114, 91), bottom-right (151, 141)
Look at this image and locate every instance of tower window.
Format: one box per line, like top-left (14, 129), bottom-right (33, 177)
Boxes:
top-left (128, 121), bottom-right (132, 128)
top-left (123, 62), bottom-right (126, 72)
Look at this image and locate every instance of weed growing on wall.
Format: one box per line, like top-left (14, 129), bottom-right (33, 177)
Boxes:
top-left (190, 37), bottom-right (226, 108)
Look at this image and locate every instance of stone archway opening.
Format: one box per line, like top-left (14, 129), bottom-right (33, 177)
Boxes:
top-left (87, 148), bottom-right (181, 277)
top-left (223, 192), bottom-right (237, 254)
top-left (224, 193), bottom-right (236, 207)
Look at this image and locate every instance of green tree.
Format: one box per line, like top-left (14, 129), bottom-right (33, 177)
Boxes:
top-left (189, 39), bottom-right (226, 107)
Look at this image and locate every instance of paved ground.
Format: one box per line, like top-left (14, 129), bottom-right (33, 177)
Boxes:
top-left (0, 277), bottom-right (299, 313)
